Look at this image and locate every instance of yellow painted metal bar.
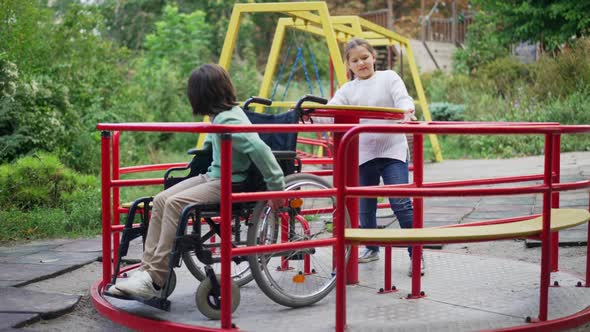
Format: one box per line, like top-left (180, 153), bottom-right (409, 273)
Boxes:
top-left (356, 17), bottom-right (410, 45)
top-left (214, 2), bottom-right (443, 160)
top-left (218, 6), bottom-right (243, 70)
top-left (233, 2), bottom-right (329, 13)
top-left (404, 44), bottom-right (443, 161)
top-left (316, 3), bottom-right (347, 86)
top-left (257, 18), bottom-right (289, 113)
top-left (290, 22), bottom-right (330, 37)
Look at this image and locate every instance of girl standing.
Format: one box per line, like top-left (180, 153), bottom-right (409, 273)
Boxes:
top-left (330, 38), bottom-right (423, 276)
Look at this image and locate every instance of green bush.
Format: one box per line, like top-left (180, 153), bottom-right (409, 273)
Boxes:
top-left (532, 39), bottom-right (590, 101)
top-left (0, 153), bottom-right (98, 211)
top-left (421, 70), bottom-right (474, 104)
top-left (477, 57), bottom-right (532, 98)
top-left (429, 102), bottom-right (466, 121)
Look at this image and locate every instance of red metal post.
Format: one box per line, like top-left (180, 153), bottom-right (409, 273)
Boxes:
top-left (587, 193), bottom-right (590, 287)
top-left (334, 133), bottom-right (347, 332)
top-left (551, 134), bottom-right (561, 272)
top-left (411, 133), bottom-right (425, 298)
top-left (539, 133), bottom-right (554, 321)
top-left (112, 132), bottom-right (121, 263)
top-left (334, 114), bottom-right (359, 284)
top-left (220, 134), bottom-right (233, 329)
top-left (100, 131), bottom-right (113, 285)
top-left (384, 246), bottom-right (392, 292)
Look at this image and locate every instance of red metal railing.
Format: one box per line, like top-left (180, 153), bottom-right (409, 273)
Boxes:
top-left (333, 123), bottom-right (590, 331)
top-left (96, 117), bottom-right (590, 332)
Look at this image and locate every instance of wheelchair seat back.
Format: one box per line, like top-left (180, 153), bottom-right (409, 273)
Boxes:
top-left (164, 109), bottom-right (299, 193)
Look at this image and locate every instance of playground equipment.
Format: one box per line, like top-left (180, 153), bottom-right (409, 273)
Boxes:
top-left (102, 96), bottom-right (351, 319)
top-left (94, 99), bottom-right (590, 330)
top-left (91, 3), bottom-right (590, 331)
top-left (216, 1), bottom-right (443, 162)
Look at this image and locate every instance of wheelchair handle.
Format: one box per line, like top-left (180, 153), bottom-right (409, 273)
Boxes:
top-left (243, 96), bottom-right (273, 111)
top-left (293, 94), bottom-right (328, 112)
top-left (294, 95), bottom-right (328, 124)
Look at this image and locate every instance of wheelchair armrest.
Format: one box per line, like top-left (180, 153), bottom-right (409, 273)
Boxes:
top-left (272, 151), bottom-right (297, 160)
top-left (164, 165), bottom-right (190, 180)
top-left (187, 148), bottom-right (210, 156)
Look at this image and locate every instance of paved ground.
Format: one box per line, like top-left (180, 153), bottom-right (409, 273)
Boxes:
top-left (1, 152), bottom-right (588, 331)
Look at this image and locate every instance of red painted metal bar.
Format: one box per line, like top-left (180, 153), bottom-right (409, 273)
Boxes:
top-left (119, 162), bottom-right (188, 174)
top-left (485, 305), bottom-right (590, 332)
top-left (219, 134), bottom-right (233, 329)
top-left (539, 134), bottom-right (555, 321)
top-left (112, 132), bottom-right (121, 267)
top-left (111, 178), bottom-right (164, 187)
top-left (96, 122), bottom-right (590, 136)
top-left (587, 198), bottom-right (590, 287)
top-left (553, 180), bottom-right (590, 191)
top-left (346, 185), bottom-right (549, 198)
top-left (232, 238), bottom-right (336, 256)
top-left (411, 134), bottom-right (425, 298)
top-left (551, 134), bottom-right (561, 272)
top-left (300, 157), bottom-right (333, 164)
top-left (334, 135), bottom-right (347, 332)
top-left (423, 174), bottom-right (545, 188)
top-left (100, 131), bottom-right (113, 285)
top-left (336, 114), bottom-right (359, 285)
top-left (384, 246), bottom-right (392, 292)
top-left (232, 188), bottom-right (335, 202)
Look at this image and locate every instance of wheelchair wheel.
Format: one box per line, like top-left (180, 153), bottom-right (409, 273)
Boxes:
top-left (181, 220), bottom-right (253, 287)
top-left (195, 274), bottom-right (240, 320)
top-left (247, 173), bottom-right (350, 308)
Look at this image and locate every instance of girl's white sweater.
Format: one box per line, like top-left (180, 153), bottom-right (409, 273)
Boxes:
top-left (328, 70), bottom-right (414, 165)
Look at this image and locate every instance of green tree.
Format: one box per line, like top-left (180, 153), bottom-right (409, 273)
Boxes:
top-left (100, 0), bottom-right (164, 50)
top-left (452, 11), bottom-right (509, 74)
top-left (143, 5), bottom-right (212, 76)
top-left (0, 0), bottom-right (53, 75)
top-left (471, 0), bottom-right (590, 52)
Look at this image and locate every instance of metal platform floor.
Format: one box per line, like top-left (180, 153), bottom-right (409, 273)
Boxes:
top-left (104, 249), bottom-right (590, 331)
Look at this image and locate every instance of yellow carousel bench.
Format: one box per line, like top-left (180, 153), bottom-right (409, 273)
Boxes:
top-left (345, 208), bottom-right (590, 245)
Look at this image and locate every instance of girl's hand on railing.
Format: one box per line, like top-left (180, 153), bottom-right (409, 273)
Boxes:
top-left (403, 109), bottom-right (417, 122)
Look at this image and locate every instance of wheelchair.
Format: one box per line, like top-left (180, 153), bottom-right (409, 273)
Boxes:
top-left (107, 95), bottom-right (351, 319)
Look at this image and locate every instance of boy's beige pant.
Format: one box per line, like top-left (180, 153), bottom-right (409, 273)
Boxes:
top-left (142, 174), bottom-right (221, 286)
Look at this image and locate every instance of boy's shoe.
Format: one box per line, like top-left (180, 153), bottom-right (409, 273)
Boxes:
top-left (407, 256), bottom-right (425, 277)
top-left (358, 248), bottom-right (379, 263)
top-left (114, 270), bottom-right (159, 300)
top-left (104, 284), bottom-right (126, 297)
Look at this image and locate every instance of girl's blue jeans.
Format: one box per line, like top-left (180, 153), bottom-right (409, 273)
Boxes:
top-left (359, 157), bottom-right (414, 256)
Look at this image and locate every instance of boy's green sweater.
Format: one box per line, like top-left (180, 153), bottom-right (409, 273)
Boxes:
top-left (205, 106), bottom-right (285, 191)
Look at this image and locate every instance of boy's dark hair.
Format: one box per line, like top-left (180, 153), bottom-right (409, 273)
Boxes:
top-left (187, 64), bottom-right (238, 116)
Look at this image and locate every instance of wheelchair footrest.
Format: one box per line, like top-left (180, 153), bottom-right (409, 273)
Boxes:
top-left (103, 284), bottom-right (171, 311)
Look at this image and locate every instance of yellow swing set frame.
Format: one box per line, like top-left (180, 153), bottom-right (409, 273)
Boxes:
top-left (213, 1), bottom-right (443, 162)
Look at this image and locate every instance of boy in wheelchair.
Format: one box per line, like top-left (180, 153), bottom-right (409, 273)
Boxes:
top-left (109, 64), bottom-right (285, 300)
